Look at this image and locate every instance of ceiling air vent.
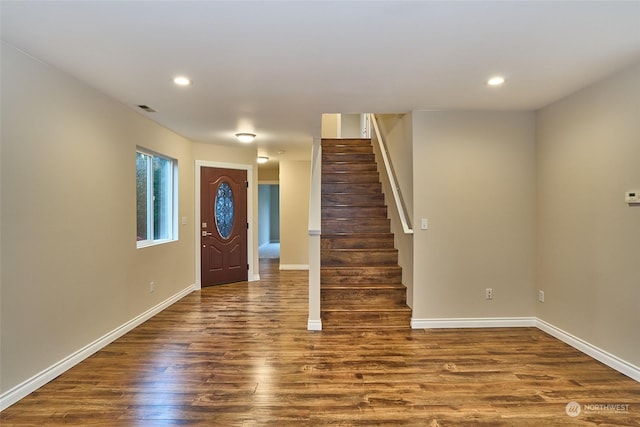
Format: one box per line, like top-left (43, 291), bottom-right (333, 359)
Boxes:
top-left (137, 105), bottom-right (156, 113)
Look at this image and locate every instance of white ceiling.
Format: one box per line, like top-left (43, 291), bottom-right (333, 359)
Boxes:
top-left (2, 1), bottom-right (639, 159)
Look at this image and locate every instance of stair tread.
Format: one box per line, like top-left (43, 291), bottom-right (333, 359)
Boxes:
top-left (321, 219), bottom-right (388, 222)
top-left (322, 232), bottom-right (393, 236)
top-left (322, 264), bottom-right (400, 268)
top-left (322, 165), bottom-right (374, 168)
top-left (322, 203), bottom-right (384, 206)
top-left (323, 171), bottom-right (378, 174)
top-left (323, 247), bottom-right (397, 251)
top-left (322, 282), bottom-right (405, 288)
top-left (321, 305), bottom-right (411, 312)
top-left (322, 196), bottom-right (386, 199)
top-left (321, 207), bottom-right (386, 211)
top-left (322, 138), bottom-right (371, 142)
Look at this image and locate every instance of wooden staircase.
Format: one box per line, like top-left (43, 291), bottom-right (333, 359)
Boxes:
top-left (321, 138), bottom-right (411, 329)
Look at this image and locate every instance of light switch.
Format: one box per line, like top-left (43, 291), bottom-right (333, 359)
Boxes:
top-left (625, 191), bottom-right (639, 204)
top-left (421, 218), bottom-right (428, 230)
top-left (181, 216), bottom-right (188, 225)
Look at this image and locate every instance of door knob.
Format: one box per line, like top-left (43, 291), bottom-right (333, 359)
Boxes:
top-left (202, 231), bottom-right (213, 237)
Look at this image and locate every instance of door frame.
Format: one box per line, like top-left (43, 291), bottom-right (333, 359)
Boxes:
top-left (195, 160), bottom-right (256, 290)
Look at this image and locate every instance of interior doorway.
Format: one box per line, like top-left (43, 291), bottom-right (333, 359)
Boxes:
top-left (258, 184), bottom-right (280, 259)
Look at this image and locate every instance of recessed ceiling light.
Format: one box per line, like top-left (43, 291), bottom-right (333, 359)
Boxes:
top-left (257, 156), bottom-right (269, 164)
top-left (235, 133), bottom-right (256, 143)
top-left (487, 76), bottom-right (506, 86)
top-left (173, 76), bottom-right (192, 86)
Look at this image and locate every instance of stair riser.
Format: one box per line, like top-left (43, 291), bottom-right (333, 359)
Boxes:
top-left (321, 310), bottom-right (411, 329)
top-left (322, 219), bottom-right (390, 234)
top-left (322, 173), bottom-right (379, 184)
top-left (321, 193), bottom-right (384, 206)
top-left (322, 288), bottom-right (406, 305)
top-left (322, 163), bottom-right (378, 173)
top-left (322, 145), bottom-right (373, 154)
top-left (321, 267), bottom-right (402, 284)
top-left (322, 182), bottom-right (382, 194)
top-left (322, 250), bottom-right (398, 266)
top-left (322, 206), bottom-right (387, 219)
top-left (321, 235), bottom-right (395, 249)
top-left (322, 153), bottom-right (375, 163)
top-left (322, 138), bottom-right (372, 146)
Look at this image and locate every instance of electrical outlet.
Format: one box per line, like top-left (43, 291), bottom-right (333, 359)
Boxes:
top-left (538, 290), bottom-right (545, 302)
top-left (150, 282), bottom-right (155, 293)
top-left (485, 288), bottom-right (493, 300)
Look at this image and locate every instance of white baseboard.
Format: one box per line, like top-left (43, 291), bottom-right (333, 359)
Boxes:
top-left (307, 319), bottom-right (323, 331)
top-left (279, 264), bottom-right (309, 270)
top-left (250, 274), bottom-right (260, 281)
top-left (411, 317), bottom-right (536, 329)
top-left (410, 316), bottom-right (639, 382)
top-left (535, 319), bottom-right (640, 382)
top-left (0, 284), bottom-right (195, 411)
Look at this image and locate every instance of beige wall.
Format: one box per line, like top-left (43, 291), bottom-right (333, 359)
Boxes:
top-left (321, 114), bottom-right (340, 138)
top-left (258, 163), bottom-right (279, 182)
top-left (411, 111), bottom-right (536, 319)
top-left (536, 64), bottom-right (640, 366)
top-left (1, 44), bottom-right (195, 393)
top-left (279, 160), bottom-right (311, 268)
top-left (192, 142), bottom-right (256, 166)
top-left (373, 114), bottom-right (414, 307)
top-left (377, 114), bottom-right (414, 219)
top-left (340, 114), bottom-right (362, 138)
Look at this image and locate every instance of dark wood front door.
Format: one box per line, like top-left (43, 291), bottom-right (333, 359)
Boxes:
top-left (201, 167), bottom-right (248, 286)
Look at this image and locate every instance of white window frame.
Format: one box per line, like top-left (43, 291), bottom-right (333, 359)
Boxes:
top-left (136, 147), bottom-right (178, 248)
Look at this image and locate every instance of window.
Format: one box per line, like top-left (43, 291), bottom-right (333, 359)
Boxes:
top-left (136, 149), bottom-right (178, 247)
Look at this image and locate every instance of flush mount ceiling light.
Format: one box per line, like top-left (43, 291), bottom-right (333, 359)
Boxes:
top-left (257, 156), bottom-right (269, 164)
top-left (173, 76), bottom-right (192, 86)
top-left (487, 76), bottom-right (506, 86)
top-left (235, 133), bottom-right (256, 143)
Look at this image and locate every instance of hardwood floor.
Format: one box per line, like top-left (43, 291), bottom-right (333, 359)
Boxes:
top-left (2, 259), bottom-right (639, 426)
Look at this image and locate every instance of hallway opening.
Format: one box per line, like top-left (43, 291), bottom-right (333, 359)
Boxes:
top-left (258, 183), bottom-right (280, 259)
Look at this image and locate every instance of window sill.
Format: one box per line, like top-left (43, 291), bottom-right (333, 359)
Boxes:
top-left (136, 238), bottom-right (177, 249)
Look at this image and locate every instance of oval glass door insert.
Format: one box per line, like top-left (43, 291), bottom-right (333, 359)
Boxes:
top-left (214, 182), bottom-right (234, 239)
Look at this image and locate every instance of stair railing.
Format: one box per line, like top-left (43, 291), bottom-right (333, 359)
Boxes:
top-left (369, 113), bottom-right (413, 234)
top-left (307, 137), bottom-right (322, 330)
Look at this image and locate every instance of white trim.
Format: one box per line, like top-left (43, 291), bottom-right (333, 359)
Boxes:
top-left (194, 160), bottom-right (256, 290)
top-left (536, 319), bottom-right (640, 382)
top-left (307, 319), bottom-right (323, 331)
top-left (279, 264), bottom-right (309, 271)
top-left (309, 229), bottom-right (321, 236)
top-left (0, 284), bottom-right (195, 411)
top-left (411, 317), bottom-right (536, 329)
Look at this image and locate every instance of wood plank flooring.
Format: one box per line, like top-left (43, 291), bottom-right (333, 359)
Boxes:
top-left (2, 259), bottom-right (639, 426)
